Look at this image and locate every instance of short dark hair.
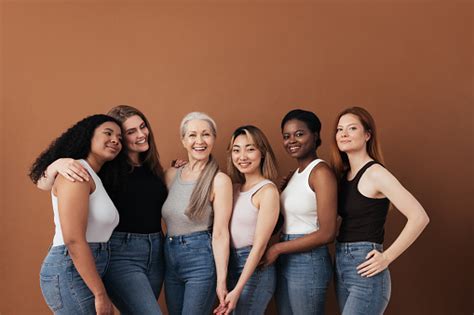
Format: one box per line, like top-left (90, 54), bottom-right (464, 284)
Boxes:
top-left (281, 109), bottom-right (322, 149)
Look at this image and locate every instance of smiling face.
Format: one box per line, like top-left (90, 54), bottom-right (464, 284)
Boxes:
top-left (282, 119), bottom-right (317, 159)
top-left (181, 119), bottom-right (215, 161)
top-left (336, 113), bottom-right (371, 153)
top-left (122, 115), bottom-right (150, 155)
top-left (231, 133), bottom-right (262, 176)
top-left (90, 121), bottom-right (122, 162)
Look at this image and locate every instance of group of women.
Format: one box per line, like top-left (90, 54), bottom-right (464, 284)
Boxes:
top-left (29, 105), bottom-right (429, 315)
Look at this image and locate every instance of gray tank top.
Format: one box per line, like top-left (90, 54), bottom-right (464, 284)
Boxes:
top-left (162, 167), bottom-right (213, 236)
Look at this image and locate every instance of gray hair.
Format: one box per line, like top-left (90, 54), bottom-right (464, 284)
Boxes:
top-left (180, 112), bottom-right (217, 138)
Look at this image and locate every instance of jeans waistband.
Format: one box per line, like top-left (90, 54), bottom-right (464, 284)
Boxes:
top-left (111, 231), bottom-right (163, 240)
top-left (336, 241), bottom-right (383, 251)
top-left (166, 230), bottom-right (212, 241)
top-left (49, 242), bottom-right (109, 255)
top-left (280, 233), bottom-right (310, 241)
top-left (230, 245), bottom-right (252, 255)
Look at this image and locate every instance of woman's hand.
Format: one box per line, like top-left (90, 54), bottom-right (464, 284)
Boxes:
top-left (95, 293), bottom-right (114, 315)
top-left (216, 283), bottom-right (228, 312)
top-left (53, 158), bottom-right (89, 182)
top-left (261, 243), bottom-right (280, 267)
top-left (356, 250), bottom-right (391, 277)
top-left (221, 289), bottom-right (240, 315)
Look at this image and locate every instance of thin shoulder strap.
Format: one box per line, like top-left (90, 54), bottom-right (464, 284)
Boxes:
top-left (250, 179), bottom-right (274, 197)
top-left (353, 160), bottom-right (380, 182)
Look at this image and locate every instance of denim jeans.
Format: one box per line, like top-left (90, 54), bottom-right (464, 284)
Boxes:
top-left (39, 243), bottom-right (110, 315)
top-left (228, 246), bottom-right (276, 315)
top-left (103, 231), bottom-right (164, 315)
top-left (164, 230), bottom-right (216, 315)
top-left (276, 234), bottom-right (332, 315)
top-left (335, 242), bottom-right (391, 315)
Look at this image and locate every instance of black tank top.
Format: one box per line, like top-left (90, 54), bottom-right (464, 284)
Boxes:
top-left (111, 166), bottom-right (168, 234)
top-left (337, 161), bottom-right (390, 244)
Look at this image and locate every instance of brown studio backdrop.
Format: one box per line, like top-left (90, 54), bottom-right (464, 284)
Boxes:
top-left (1, 1), bottom-right (472, 314)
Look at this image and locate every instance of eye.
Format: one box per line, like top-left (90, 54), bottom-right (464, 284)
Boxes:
top-left (336, 127), bottom-right (343, 132)
top-left (104, 131), bottom-right (112, 136)
top-left (232, 149), bottom-right (239, 153)
top-left (282, 134), bottom-right (289, 140)
top-left (295, 131), bottom-right (304, 137)
top-left (188, 133), bottom-right (196, 138)
top-left (248, 147), bottom-right (256, 152)
top-left (140, 123), bottom-right (146, 129)
top-left (127, 130), bottom-right (135, 135)
top-left (349, 126), bottom-right (357, 131)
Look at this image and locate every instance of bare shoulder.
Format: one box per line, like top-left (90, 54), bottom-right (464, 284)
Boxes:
top-left (310, 161), bottom-right (336, 185)
top-left (55, 174), bottom-right (91, 194)
top-left (257, 182), bottom-right (279, 199)
top-left (364, 163), bottom-right (400, 188)
top-left (213, 171), bottom-right (232, 187)
top-left (365, 163), bottom-right (394, 181)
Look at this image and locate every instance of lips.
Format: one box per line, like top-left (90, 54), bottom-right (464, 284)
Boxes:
top-left (288, 145), bottom-right (301, 153)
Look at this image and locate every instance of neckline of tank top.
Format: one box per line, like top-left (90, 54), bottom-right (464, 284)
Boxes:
top-left (296, 158), bottom-right (323, 174)
top-left (237, 179), bottom-right (272, 194)
top-left (176, 166), bottom-right (198, 185)
top-left (346, 160), bottom-right (378, 182)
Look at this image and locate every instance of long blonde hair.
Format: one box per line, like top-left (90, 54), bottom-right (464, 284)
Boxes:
top-left (227, 125), bottom-right (278, 184)
top-left (330, 106), bottom-right (384, 180)
top-left (107, 105), bottom-right (164, 179)
top-left (180, 112), bottom-right (219, 220)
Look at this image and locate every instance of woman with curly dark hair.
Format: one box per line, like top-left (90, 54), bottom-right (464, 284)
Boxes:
top-left (36, 105), bottom-right (168, 314)
top-left (30, 114), bottom-right (123, 315)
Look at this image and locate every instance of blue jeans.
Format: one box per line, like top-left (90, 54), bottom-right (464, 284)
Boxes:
top-left (335, 242), bottom-right (391, 315)
top-left (39, 243), bottom-right (110, 315)
top-left (276, 234), bottom-right (332, 315)
top-left (228, 246), bottom-right (276, 315)
top-left (103, 231), bottom-right (164, 315)
top-left (164, 230), bottom-right (216, 315)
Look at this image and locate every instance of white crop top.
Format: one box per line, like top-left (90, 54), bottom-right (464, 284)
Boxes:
top-left (51, 159), bottom-right (119, 246)
top-left (280, 159), bottom-right (325, 234)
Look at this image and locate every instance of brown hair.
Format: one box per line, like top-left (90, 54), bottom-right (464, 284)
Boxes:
top-left (227, 125), bottom-right (278, 184)
top-left (107, 105), bottom-right (164, 179)
top-left (180, 112), bottom-right (219, 220)
top-left (330, 107), bottom-right (384, 180)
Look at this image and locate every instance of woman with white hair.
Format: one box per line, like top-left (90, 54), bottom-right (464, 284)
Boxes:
top-left (162, 112), bottom-right (233, 315)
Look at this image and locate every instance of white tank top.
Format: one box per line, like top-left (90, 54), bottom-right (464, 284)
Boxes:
top-left (280, 159), bottom-right (325, 234)
top-left (51, 159), bottom-right (119, 246)
top-left (230, 180), bottom-right (274, 249)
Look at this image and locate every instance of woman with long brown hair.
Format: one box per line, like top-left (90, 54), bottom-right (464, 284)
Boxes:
top-left (332, 106), bottom-right (429, 315)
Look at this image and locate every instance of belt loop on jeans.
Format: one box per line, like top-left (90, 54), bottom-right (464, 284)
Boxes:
top-left (63, 246), bottom-right (68, 256)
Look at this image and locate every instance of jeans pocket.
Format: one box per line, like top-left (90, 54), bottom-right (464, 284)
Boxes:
top-left (40, 274), bottom-right (63, 311)
top-left (184, 237), bottom-right (212, 252)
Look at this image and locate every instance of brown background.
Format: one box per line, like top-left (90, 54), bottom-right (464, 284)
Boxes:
top-left (1, 1), bottom-right (472, 314)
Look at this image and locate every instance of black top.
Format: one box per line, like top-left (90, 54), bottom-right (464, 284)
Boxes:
top-left (337, 161), bottom-right (390, 244)
top-left (110, 166), bottom-right (168, 234)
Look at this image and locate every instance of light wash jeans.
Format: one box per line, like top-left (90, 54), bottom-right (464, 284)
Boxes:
top-left (39, 243), bottom-right (110, 315)
top-left (103, 231), bottom-right (164, 315)
top-left (164, 230), bottom-right (216, 315)
top-left (335, 242), bottom-right (391, 315)
top-left (228, 246), bottom-right (276, 315)
top-left (276, 234), bottom-right (332, 315)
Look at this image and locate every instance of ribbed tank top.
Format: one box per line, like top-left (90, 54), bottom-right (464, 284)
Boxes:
top-left (281, 159), bottom-right (325, 234)
top-left (51, 159), bottom-right (119, 246)
top-left (337, 161), bottom-right (390, 244)
top-left (230, 179), bottom-right (274, 249)
top-left (161, 167), bottom-right (213, 237)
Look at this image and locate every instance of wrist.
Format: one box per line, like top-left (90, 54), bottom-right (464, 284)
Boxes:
top-left (382, 250), bottom-right (394, 263)
top-left (273, 242), bottom-right (283, 255)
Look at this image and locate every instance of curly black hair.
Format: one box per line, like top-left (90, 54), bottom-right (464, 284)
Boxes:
top-left (29, 114), bottom-right (126, 187)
